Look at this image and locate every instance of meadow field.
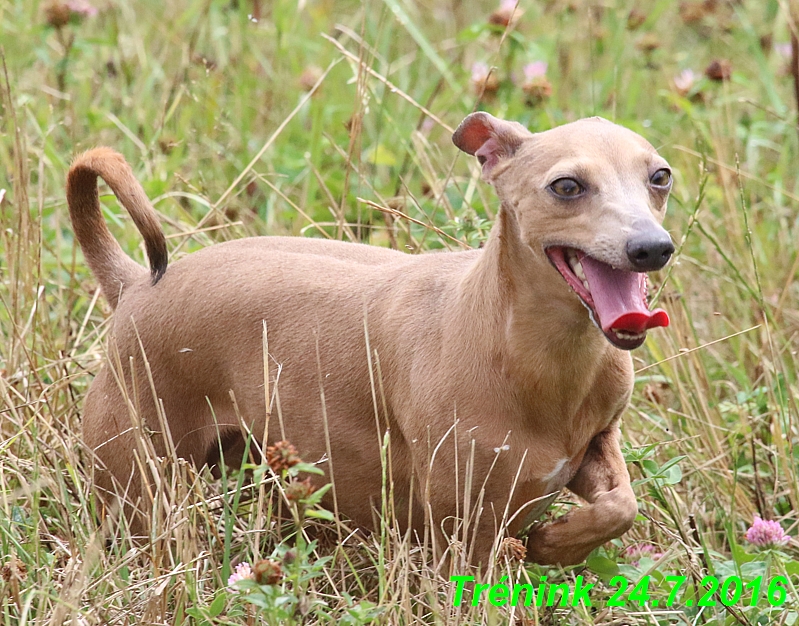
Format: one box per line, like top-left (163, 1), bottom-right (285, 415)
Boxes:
top-left (1, 0), bottom-right (798, 623)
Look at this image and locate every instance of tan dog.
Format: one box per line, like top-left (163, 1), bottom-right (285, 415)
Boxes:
top-left (67, 113), bottom-right (673, 566)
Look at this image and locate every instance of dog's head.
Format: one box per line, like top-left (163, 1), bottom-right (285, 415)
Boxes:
top-left (453, 112), bottom-right (673, 350)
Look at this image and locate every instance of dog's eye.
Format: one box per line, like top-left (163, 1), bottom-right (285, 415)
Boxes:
top-left (549, 178), bottom-right (584, 198)
top-left (650, 169), bottom-right (672, 188)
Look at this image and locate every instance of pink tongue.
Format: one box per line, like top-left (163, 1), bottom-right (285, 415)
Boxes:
top-left (580, 255), bottom-right (669, 334)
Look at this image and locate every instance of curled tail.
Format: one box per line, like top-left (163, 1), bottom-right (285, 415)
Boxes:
top-left (67, 148), bottom-right (168, 309)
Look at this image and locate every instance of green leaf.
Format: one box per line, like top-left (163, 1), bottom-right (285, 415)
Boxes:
top-left (305, 508), bottom-right (335, 521)
top-left (664, 464), bottom-right (682, 485)
top-left (363, 144), bottom-right (398, 167)
top-left (641, 459), bottom-right (659, 476)
top-left (209, 592), bottom-right (226, 617)
top-left (456, 23), bottom-right (484, 43)
top-left (586, 555), bottom-right (620, 577)
top-left (304, 483), bottom-right (333, 506)
top-left (730, 540), bottom-right (756, 565)
top-left (289, 462), bottom-right (325, 477)
top-left (659, 456), bottom-right (687, 472)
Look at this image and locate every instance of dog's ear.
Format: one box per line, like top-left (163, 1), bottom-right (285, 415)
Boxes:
top-left (452, 112), bottom-right (531, 178)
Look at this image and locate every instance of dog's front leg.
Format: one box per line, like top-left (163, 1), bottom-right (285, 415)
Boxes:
top-left (526, 424), bottom-right (637, 566)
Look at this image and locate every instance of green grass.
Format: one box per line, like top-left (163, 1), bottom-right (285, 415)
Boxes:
top-left (1, 0), bottom-right (798, 623)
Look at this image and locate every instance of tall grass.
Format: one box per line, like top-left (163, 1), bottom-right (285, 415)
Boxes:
top-left (1, 0), bottom-right (798, 623)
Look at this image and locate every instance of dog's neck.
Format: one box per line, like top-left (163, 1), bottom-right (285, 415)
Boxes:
top-left (459, 203), bottom-right (612, 399)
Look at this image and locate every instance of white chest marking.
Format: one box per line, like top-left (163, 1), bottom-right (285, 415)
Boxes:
top-left (519, 458), bottom-right (572, 531)
top-left (542, 457), bottom-right (570, 493)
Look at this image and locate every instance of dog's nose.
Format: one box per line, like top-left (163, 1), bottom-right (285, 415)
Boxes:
top-left (625, 232), bottom-right (674, 271)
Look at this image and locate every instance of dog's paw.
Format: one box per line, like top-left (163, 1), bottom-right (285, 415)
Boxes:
top-left (525, 518), bottom-right (594, 566)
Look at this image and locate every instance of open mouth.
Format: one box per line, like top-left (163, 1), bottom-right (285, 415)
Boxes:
top-left (545, 246), bottom-right (670, 350)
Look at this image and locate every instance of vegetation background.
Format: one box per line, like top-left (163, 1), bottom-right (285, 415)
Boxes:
top-left (1, 0), bottom-right (798, 623)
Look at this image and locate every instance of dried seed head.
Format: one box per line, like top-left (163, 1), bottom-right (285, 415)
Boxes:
top-left (488, 0), bottom-right (523, 28)
top-left (678, 1), bottom-right (708, 25)
top-left (266, 440), bottom-right (303, 473)
top-left (500, 537), bottom-right (527, 562)
top-left (44, 1), bottom-right (71, 28)
top-left (705, 59), bottom-right (731, 81)
top-left (0, 557), bottom-right (27, 583)
top-left (44, 0), bottom-right (98, 27)
top-left (253, 558), bottom-right (284, 585)
top-left (522, 77), bottom-right (552, 105)
top-left (635, 33), bottom-right (661, 53)
top-left (470, 62), bottom-right (500, 96)
top-left (522, 63), bottom-right (552, 106)
top-left (299, 65), bottom-right (323, 92)
top-left (386, 196), bottom-right (405, 211)
top-left (285, 477), bottom-right (316, 502)
top-left (627, 8), bottom-right (646, 30)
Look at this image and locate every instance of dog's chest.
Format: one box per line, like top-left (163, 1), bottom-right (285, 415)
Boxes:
top-left (508, 369), bottom-right (629, 489)
top-left (540, 455), bottom-right (576, 493)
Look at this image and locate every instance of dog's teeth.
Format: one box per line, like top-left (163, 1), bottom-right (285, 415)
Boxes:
top-left (611, 329), bottom-right (646, 341)
top-left (566, 253), bottom-right (590, 292)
